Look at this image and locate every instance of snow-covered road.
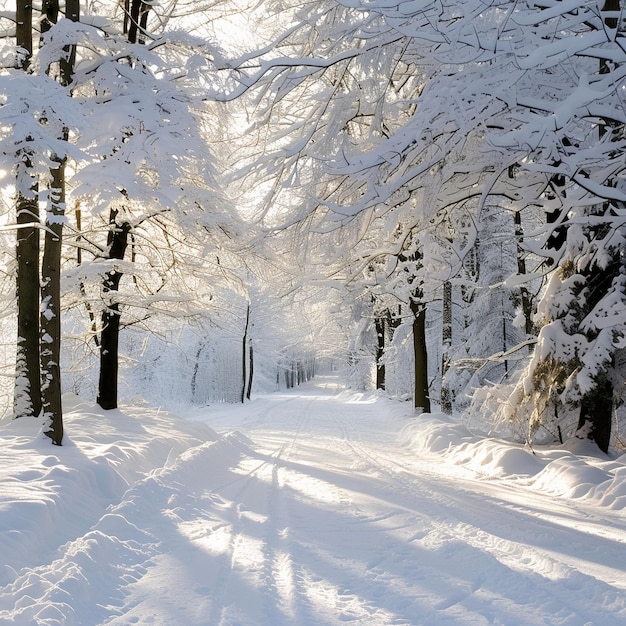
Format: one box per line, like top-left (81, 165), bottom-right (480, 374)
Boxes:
top-left (1, 376), bottom-right (625, 625)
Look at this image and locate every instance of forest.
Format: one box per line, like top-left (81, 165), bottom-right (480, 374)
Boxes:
top-left (1, 0), bottom-right (626, 455)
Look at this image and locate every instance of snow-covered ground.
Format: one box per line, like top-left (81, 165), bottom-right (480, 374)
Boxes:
top-left (0, 375), bottom-right (625, 625)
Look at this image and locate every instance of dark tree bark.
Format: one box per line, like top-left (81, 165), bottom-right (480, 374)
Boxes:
top-left (577, 370), bottom-right (613, 453)
top-left (411, 294), bottom-right (430, 413)
top-left (400, 247), bottom-right (431, 413)
top-left (97, 1), bottom-right (151, 410)
top-left (40, 159), bottom-right (65, 444)
top-left (40, 0), bottom-right (58, 35)
top-left (440, 280), bottom-right (453, 414)
top-left (246, 344), bottom-right (254, 401)
top-left (38, 0), bottom-right (79, 444)
top-left (14, 0), bottom-right (41, 419)
top-left (60, 0), bottom-right (79, 80)
top-left (125, 0), bottom-right (150, 44)
top-left (16, 1), bottom-right (33, 64)
top-left (15, 182), bottom-right (41, 419)
top-left (241, 304), bottom-right (250, 403)
top-left (545, 176), bottom-right (568, 266)
top-left (374, 314), bottom-right (386, 390)
top-left (513, 211), bottom-right (534, 336)
top-left (97, 213), bottom-right (131, 410)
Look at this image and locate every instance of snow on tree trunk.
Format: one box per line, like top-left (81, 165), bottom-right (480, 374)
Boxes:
top-left (15, 187), bottom-right (41, 419)
top-left (513, 210), bottom-right (534, 338)
top-left (14, 0), bottom-right (41, 420)
top-left (375, 314), bottom-right (386, 391)
top-left (39, 0), bottom-right (78, 443)
top-left (40, 161), bottom-right (65, 444)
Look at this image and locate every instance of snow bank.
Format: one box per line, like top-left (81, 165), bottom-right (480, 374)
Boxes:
top-left (0, 397), bottom-right (261, 625)
top-left (0, 395), bottom-right (221, 589)
top-left (400, 411), bottom-right (626, 510)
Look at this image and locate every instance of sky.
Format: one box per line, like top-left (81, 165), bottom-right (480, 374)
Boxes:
top-left (0, 375), bottom-right (624, 625)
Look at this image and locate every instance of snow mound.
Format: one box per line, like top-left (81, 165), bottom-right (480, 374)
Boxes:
top-left (0, 398), bottom-right (259, 624)
top-left (401, 411), bottom-right (626, 510)
top-left (530, 455), bottom-right (611, 499)
top-left (0, 397), bottom-right (222, 587)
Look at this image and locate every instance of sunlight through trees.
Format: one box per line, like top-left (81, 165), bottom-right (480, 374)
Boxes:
top-left (0, 0), bottom-right (625, 453)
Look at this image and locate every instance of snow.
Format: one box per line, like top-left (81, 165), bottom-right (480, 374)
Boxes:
top-left (1, 376), bottom-right (625, 625)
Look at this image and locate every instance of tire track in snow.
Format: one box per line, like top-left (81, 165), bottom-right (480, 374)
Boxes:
top-left (131, 382), bottom-right (625, 626)
top-left (200, 390), bottom-right (396, 625)
top-left (201, 396), bottom-right (320, 626)
top-left (257, 411), bottom-right (308, 625)
top-left (246, 392), bottom-right (428, 625)
top-left (322, 400), bottom-right (626, 624)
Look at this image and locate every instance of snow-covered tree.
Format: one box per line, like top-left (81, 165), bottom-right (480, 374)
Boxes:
top-left (220, 0), bottom-right (626, 451)
top-left (1, 1), bottom-right (238, 430)
top-left (486, 0), bottom-right (626, 452)
top-left (0, 0), bottom-right (85, 442)
top-left (205, 1), bottom-right (543, 405)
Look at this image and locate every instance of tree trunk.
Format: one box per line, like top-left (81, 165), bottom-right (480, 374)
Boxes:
top-left (97, 213), bottom-right (131, 410)
top-left (246, 344), bottom-right (254, 400)
top-left (401, 247), bottom-right (431, 414)
top-left (16, 1), bottom-right (33, 67)
top-left (374, 315), bottom-right (385, 390)
top-left (125, 0), bottom-right (150, 44)
top-left (410, 294), bottom-right (430, 413)
top-left (96, 0), bottom-right (148, 410)
top-left (40, 160), bottom-right (65, 444)
top-left (40, 0), bottom-right (58, 35)
top-left (38, 0), bottom-right (79, 443)
top-left (190, 343), bottom-right (204, 402)
top-left (60, 0), bottom-right (79, 81)
top-left (14, 0), bottom-right (41, 419)
top-left (577, 370), bottom-right (612, 454)
top-left (15, 185), bottom-right (41, 419)
top-left (241, 304), bottom-right (249, 403)
top-left (513, 210), bottom-right (534, 336)
top-left (440, 280), bottom-right (452, 414)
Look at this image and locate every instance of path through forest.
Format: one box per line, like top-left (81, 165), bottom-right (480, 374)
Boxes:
top-left (0, 376), bottom-right (624, 625)
top-left (109, 377), bottom-right (626, 625)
